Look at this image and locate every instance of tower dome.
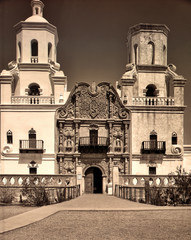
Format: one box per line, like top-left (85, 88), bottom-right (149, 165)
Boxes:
top-left (25, 0), bottom-right (48, 23)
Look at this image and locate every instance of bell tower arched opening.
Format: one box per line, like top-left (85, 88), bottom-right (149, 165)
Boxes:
top-left (84, 167), bottom-right (103, 194)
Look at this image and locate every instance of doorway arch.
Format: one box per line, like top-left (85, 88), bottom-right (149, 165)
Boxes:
top-left (84, 167), bottom-right (102, 194)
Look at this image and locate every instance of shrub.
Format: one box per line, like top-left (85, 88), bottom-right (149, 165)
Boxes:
top-left (174, 166), bottom-right (191, 204)
top-left (0, 188), bottom-right (15, 204)
top-left (56, 188), bottom-right (66, 202)
top-left (138, 198), bottom-right (145, 203)
top-left (21, 177), bottom-right (50, 206)
top-left (145, 166), bottom-right (191, 206)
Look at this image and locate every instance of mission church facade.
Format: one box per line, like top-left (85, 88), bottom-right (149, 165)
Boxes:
top-left (0, 0), bottom-right (190, 194)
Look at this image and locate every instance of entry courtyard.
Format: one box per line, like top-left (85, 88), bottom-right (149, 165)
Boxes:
top-left (1, 210), bottom-right (191, 240)
top-left (1, 194), bottom-right (191, 239)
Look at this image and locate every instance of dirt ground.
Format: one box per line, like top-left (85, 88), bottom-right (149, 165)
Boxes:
top-left (1, 210), bottom-right (191, 240)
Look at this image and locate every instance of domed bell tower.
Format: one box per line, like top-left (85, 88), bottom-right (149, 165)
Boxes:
top-left (9, 0), bottom-right (68, 103)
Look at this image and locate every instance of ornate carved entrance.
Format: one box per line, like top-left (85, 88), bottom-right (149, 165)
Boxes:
top-left (85, 167), bottom-right (102, 193)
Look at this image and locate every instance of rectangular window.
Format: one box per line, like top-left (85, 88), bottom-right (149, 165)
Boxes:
top-left (90, 130), bottom-right (98, 145)
top-left (149, 167), bottom-right (156, 175)
top-left (172, 136), bottom-right (177, 145)
top-left (29, 167), bottom-right (37, 174)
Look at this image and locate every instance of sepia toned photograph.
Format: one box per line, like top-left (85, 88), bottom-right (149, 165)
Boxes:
top-left (0, 0), bottom-right (191, 239)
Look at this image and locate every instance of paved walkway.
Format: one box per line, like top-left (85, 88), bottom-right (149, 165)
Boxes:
top-left (0, 194), bottom-right (191, 234)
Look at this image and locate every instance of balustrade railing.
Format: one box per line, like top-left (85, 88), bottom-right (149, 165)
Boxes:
top-left (119, 175), bottom-right (177, 188)
top-left (132, 97), bottom-right (174, 106)
top-left (20, 140), bottom-right (44, 151)
top-left (116, 175), bottom-right (181, 202)
top-left (141, 141), bottom-right (166, 154)
top-left (79, 137), bottom-right (108, 146)
top-left (31, 57), bottom-right (38, 63)
top-left (11, 96), bottom-right (55, 105)
top-left (0, 174), bottom-right (77, 188)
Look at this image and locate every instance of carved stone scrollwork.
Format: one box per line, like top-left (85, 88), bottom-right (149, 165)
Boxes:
top-left (79, 86), bottom-right (108, 119)
top-left (63, 127), bottom-right (74, 137)
top-left (59, 103), bottom-right (75, 119)
top-left (119, 108), bottom-right (129, 119)
top-left (171, 145), bottom-right (182, 155)
top-left (63, 161), bottom-right (75, 174)
top-left (118, 160), bottom-right (125, 174)
top-left (56, 82), bottom-right (130, 121)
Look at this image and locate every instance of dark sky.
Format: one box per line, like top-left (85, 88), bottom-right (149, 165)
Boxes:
top-left (0, 0), bottom-right (191, 144)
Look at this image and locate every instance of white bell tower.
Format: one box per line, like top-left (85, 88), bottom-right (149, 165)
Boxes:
top-left (14, 0), bottom-right (58, 64)
top-left (3, 0), bottom-right (68, 103)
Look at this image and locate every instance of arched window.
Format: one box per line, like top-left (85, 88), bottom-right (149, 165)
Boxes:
top-left (31, 39), bottom-right (38, 56)
top-left (163, 45), bottom-right (166, 65)
top-left (29, 161), bottom-right (37, 174)
top-left (146, 84), bottom-right (157, 97)
top-left (35, 8), bottom-right (39, 15)
top-left (172, 132), bottom-right (177, 145)
top-left (150, 130), bottom-right (157, 150)
top-left (148, 41), bottom-right (155, 64)
top-left (7, 130), bottom-right (13, 144)
top-left (18, 42), bottom-right (21, 61)
top-left (48, 42), bottom-right (52, 61)
top-left (29, 128), bottom-right (36, 148)
top-left (150, 130), bottom-right (157, 141)
top-left (134, 44), bottom-right (138, 65)
top-left (28, 83), bottom-right (40, 96)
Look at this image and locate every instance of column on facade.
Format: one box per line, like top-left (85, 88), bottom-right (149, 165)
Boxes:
top-left (109, 157), bottom-right (113, 183)
top-left (74, 121), bottom-right (80, 153)
top-left (59, 157), bottom-right (63, 174)
top-left (124, 157), bottom-right (128, 174)
top-left (124, 122), bottom-right (129, 153)
top-left (108, 121), bottom-right (113, 153)
top-left (58, 122), bottom-right (64, 153)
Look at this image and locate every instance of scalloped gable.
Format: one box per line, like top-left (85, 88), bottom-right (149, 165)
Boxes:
top-left (56, 82), bottom-right (130, 120)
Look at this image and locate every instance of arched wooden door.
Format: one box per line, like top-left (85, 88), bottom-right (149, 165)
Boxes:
top-left (85, 167), bottom-right (102, 194)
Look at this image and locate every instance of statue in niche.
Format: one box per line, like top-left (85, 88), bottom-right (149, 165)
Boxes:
top-left (64, 139), bottom-right (74, 152)
top-left (113, 127), bottom-right (123, 139)
top-left (114, 138), bottom-right (123, 153)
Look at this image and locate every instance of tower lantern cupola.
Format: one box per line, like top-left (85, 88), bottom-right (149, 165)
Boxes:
top-left (14, 0), bottom-right (58, 64)
top-left (31, 0), bottom-right (44, 17)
